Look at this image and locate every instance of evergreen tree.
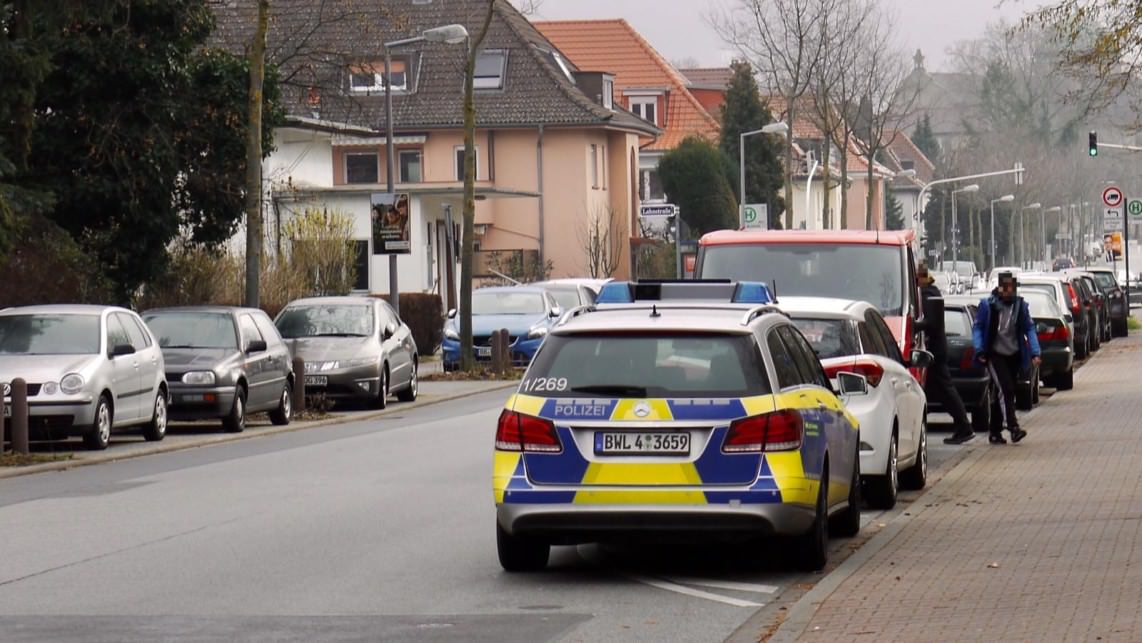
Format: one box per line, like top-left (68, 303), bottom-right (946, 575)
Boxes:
top-left (719, 60), bottom-right (785, 228)
top-left (911, 113), bottom-right (940, 167)
top-left (885, 192), bottom-right (905, 230)
top-left (659, 136), bottom-right (739, 236)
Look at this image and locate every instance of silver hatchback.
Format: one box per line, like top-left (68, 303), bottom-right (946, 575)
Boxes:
top-left (0, 305), bottom-right (168, 450)
top-left (275, 297), bottom-right (418, 408)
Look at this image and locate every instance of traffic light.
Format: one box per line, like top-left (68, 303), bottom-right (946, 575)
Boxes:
top-left (1089, 131), bottom-right (1098, 157)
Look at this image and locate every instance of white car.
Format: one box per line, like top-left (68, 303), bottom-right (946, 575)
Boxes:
top-left (0, 305), bottom-right (168, 450)
top-left (778, 297), bottom-right (930, 510)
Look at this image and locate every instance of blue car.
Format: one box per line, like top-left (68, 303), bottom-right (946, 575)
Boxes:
top-left (443, 287), bottom-right (563, 371)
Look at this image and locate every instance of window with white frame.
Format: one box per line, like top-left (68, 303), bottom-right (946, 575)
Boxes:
top-left (345, 152), bottom-right (379, 184)
top-left (349, 58), bottom-right (407, 93)
top-left (474, 50), bottom-right (507, 90)
top-left (590, 144), bottom-right (599, 188)
top-left (629, 96), bottom-right (657, 126)
top-left (399, 149), bottom-right (423, 183)
top-left (601, 145), bottom-right (607, 189)
top-left (640, 168), bottom-right (664, 201)
top-left (602, 78), bottom-right (614, 110)
top-left (454, 145), bottom-right (479, 181)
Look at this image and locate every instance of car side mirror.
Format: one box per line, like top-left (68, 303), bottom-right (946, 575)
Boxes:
top-left (383, 322), bottom-right (397, 340)
top-left (910, 349), bottom-right (934, 369)
top-left (246, 339), bottom-right (267, 354)
top-left (550, 305), bottom-right (563, 318)
top-left (447, 308), bottom-right (457, 319)
top-left (111, 343), bottom-right (135, 357)
top-left (837, 371), bottom-right (869, 396)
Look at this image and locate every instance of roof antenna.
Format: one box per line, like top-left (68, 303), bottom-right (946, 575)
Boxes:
top-left (650, 304), bottom-right (661, 318)
top-left (771, 280), bottom-right (779, 304)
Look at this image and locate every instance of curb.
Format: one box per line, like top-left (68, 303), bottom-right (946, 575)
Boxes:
top-left (765, 366), bottom-right (1070, 642)
top-left (0, 381), bottom-right (517, 480)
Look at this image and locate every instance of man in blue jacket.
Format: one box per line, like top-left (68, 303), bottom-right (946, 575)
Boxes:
top-left (972, 272), bottom-right (1041, 444)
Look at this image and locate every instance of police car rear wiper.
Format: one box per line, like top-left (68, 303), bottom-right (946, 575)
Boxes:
top-left (570, 384), bottom-right (648, 397)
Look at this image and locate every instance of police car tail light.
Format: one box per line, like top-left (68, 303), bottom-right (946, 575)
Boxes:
top-left (495, 409), bottom-right (561, 453)
top-left (824, 361), bottom-right (883, 387)
top-left (723, 410), bottom-right (803, 453)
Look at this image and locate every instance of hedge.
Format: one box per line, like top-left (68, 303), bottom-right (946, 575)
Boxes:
top-left (374, 292), bottom-right (444, 357)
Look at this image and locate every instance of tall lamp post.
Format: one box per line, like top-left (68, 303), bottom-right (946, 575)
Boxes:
top-left (739, 121), bottom-right (789, 229)
top-left (951, 184), bottom-right (979, 273)
top-left (1081, 201), bottom-right (1091, 265)
top-left (1020, 203), bottom-right (1041, 268)
top-left (383, 24), bottom-right (469, 315)
top-left (1043, 205), bottom-right (1062, 265)
top-left (989, 194), bottom-right (1014, 271)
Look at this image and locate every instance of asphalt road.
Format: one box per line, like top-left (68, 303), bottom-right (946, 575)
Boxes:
top-left (0, 389), bottom-right (972, 642)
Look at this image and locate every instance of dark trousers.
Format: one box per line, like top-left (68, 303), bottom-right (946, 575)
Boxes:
top-left (987, 352), bottom-right (1021, 433)
top-left (924, 360), bottom-right (971, 431)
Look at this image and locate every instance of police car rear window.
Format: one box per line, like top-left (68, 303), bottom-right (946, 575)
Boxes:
top-left (522, 333), bottom-right (770, 398)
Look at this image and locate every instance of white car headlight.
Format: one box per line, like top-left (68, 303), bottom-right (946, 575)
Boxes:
top-left (182, 371), bottom-right (216, 386)
top-left (60, 373), bottom-right (85, 395)
top-left (42, 381), bottom-right (60, 396)
top-left (527, 325), bottom-right (548, 339)
top-left (339, 357), bottom-right (377, 369)
top-left (444, 327), bottom-right (459, 340)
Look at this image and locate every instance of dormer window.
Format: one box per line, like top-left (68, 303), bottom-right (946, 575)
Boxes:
top-left (603, 78), bottom-right (614, 110)
top-left (474, 50), bottom-right (507, 90)
top-left (900, 159), bottom-right (915, 170)
top-left (350, 58), bottom-right (407, 93)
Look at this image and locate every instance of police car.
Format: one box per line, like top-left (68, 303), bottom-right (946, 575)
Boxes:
top-left (493, 281), bottom-right (866, 572)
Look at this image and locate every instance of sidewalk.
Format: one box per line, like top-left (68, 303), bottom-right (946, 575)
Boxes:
top-left (0, 378), bottom-right (515, 480)
top-left (773, 329), bottom-right (1142, 642)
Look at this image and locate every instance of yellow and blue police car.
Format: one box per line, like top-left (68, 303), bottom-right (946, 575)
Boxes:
top-left (493, 281), bottom-right (866, 572)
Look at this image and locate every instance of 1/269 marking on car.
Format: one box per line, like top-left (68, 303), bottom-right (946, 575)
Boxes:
top-left (595, 431), bottom-right (690, 455)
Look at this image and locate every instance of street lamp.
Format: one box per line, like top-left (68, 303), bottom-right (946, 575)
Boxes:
top-left (1020, 203), bottom-right (1041, 268)
top-left (1043, 206), bottom-right (1063, 265)
top-left (739, 121), bottom-right (789, 229)
top-left (989, 193), bottom-right (1014, 271)
top-left (951, 184), bottom-right (979, 273)
top-left (383, 23), bottom-right (469, 315)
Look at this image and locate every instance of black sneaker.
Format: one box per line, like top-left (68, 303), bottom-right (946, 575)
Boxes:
top-left (944, 430), bottom-right (976, 445)
top-left (1010, 428), bottom-right (1028, 443)
top-left (989, 433), bottom-right (1007, 444)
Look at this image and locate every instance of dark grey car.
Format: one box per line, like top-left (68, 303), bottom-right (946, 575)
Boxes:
top-left (143, 307), bottom-right (294, 432)
top-left (274, 296), bottom-right (418, 409)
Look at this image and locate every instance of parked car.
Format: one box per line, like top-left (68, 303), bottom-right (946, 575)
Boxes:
top-left (1052, 257), bottom-right (1075, 271)
top-left (1081, 266), bottom-right (1128, 338)
top-left (0, 305), bottom-right (167, 450)
top-left (442, 286), bottom-right (562, 370)
top-left (1020, 290), bottom-right (1075, 391)
top-left (695, 230), bottom-right (929, 380)
top-left (275, 297), bottom-right (418, 409)
top-left (1048, 273), bottom-right (1097, 359)
top-left (1067, 273), bottom-right (1104, 352)
top-left (781, 297), bottom-right (930, 510)
top-left (1019, 274), bottom-right (1085, 357)
top-left (143, 307), bottom-right (294, 432)
top-left (529, 278), bottom-right (606, 311)
top-left (933, 298), bottom-right (994, 433)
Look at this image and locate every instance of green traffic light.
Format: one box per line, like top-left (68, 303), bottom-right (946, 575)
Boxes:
top-left (1090, 148), bottom-right (1098, 157)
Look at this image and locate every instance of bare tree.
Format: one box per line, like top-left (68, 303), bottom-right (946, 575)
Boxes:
top-left (579, 203), bottom-right (624, 279)
top-left (709, 0), bottom-right (837, 228)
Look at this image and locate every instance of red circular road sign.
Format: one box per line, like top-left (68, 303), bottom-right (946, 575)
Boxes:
top-left (1103, 186), bottom-right (1124, 207)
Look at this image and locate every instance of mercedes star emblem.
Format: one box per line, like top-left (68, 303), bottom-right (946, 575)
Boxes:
top-left (634, 402), bottom-right (651, 418)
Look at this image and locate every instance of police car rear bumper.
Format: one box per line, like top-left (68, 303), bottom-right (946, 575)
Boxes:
top-left (497, 502), bottom-right (816, 545)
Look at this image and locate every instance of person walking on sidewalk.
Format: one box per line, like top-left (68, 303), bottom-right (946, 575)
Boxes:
top-left (973, 272), bottom-right (1040, 444)
top-left (916, 263), bottom-right (976, 445)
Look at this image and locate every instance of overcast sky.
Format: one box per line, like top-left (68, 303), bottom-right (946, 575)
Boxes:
top-left (530, 0), bottom-right (1049, 72)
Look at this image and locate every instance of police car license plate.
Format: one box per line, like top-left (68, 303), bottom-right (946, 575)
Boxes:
top-left (304, 375), bottom-right (327, 387)
top-left (595, 431), bottom-right (690, 455)
top-left (477, 346), bottom-right (492, 358)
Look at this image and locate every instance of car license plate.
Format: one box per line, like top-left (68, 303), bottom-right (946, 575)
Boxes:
top-left (304, 375), bottom-right (328, 387)
top-left (595, 431), bottom-right (690, 455)
top-left (477, 346), bottom-right (492, 358)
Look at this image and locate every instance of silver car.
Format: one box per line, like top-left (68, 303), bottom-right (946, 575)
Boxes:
top-left (0, 305), bottom-right (168, 450)
top-left (275, 296), bottom-right (418, 409)
top-left (143, 306), bottom-right (294, 432)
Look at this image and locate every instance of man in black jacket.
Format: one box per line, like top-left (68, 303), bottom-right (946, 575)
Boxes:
top-left (917, 263), bottom-right (975, 445)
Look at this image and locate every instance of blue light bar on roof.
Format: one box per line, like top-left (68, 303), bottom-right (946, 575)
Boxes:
top-left (595, 280), bottom-right (772, 305)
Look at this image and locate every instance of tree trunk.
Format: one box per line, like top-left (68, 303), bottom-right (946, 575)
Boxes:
top-left (839, 131), bottom-right (851, 229)
top-left (969, 205), bottom-right (976, 263)
top-left (865, 150), bottom-right (875, 230)
top-left (784, 99), bottom-right (795, 229)
top-left (244, 0), bottom-right (270, 308)
top-left (820, 145), bottom-right (831, 230)
top-left (459, 0), bottom-right (496, 372)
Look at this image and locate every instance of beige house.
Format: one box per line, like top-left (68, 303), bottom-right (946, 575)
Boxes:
top-left (213, 0), bottom-right (657, 307)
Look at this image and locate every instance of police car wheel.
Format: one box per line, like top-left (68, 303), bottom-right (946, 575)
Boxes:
top-left (794, 468), bottom-right (829, 572)
top-left (496, 522), bottom-right (549, 572)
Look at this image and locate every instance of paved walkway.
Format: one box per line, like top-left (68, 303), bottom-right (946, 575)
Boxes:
top-left (773, 328), bottom-right (1142, 642)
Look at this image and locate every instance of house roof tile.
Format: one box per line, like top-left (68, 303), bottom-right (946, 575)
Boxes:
top-left (534, 19), bottom-right (718, 151)
top-left (679, 67), bottom-right (734, 90)
top-left (208, 0), bottom-right (658, 136)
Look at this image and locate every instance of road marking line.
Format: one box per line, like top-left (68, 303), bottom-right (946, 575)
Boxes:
top-left (660, 576), bottom-right (779, 594)
top-left (625, 573), bottom-right (764, 608)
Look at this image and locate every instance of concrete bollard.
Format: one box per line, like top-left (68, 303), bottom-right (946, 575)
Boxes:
top-left (490, 331), bottom-right (503, 374)
top-left (292, 357), bottom-right (306, 413)
top-left (498, 329), bottom-right (511, 376)
top-left (11, 378), bottom-right (29, 455)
